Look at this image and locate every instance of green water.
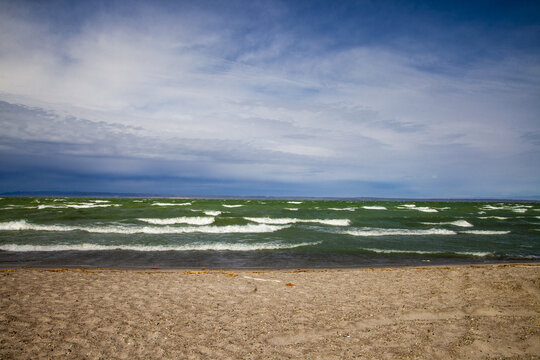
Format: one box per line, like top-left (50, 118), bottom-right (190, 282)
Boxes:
top-left (0, 197), bottom-right (538, 267)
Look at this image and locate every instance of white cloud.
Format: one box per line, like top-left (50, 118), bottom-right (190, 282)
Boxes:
top-left (0, 2), bottom-right (538, 196)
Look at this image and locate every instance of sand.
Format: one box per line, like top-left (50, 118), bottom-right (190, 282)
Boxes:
top-left (0, 264), bottom-right (538, 359)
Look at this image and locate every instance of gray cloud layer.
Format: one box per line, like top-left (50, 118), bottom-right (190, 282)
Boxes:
top-left (0, 1), bottom-right (539, 197)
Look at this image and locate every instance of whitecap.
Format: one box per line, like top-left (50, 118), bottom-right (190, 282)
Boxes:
top-left (397, 204), bottom-right (438, 213)
top-left (0, 241), bottom-right (320, 252)
top-left (222, 204), bottom-right (244, 208)
top-left (152, 202), bottom-right (192, 206)
top-left (345, 228), bottom-right (456, 236)
top-left (329, 207), bottom-right (357, 211)
top-left (245, 217), bottom-right (350, 226)
top-left (362, 248), bottom-right (492, 257)
top-left (362, 206), bottom-right (387, 210)
top-left (421, 220), bottom-right (473, 228)
top-left (37, 203), bottom-right (115, 209)
top-left (287, 201), bottom-right (303, 204)
top-left (459, 230), bottom-right (510, 235)
top-left (512, 208), bottom-right (527, 213)
top-left (478, 216), bottom-right (508, 220)
top-left (92, 200), bottom-right (110, 203)
top-left (284, 208), bottom-right (298, 211)
top-left (0, 220), bottom-right (288, 234)
top-left (137, 217), bottom-right (215, 225)
top-left (203, 211), bottom-right (222, 216)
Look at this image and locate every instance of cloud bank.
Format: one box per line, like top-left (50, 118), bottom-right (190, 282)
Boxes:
top-left (0, 0), bottom-right (539, 197)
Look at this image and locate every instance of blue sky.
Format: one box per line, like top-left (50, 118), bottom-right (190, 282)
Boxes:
top-left (0, 0), bottom-right (539, 198)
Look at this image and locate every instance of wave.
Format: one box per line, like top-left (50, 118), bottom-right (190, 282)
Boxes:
top-left (0, 220), bottom-right (288, 234)
top-left (137, 217), bottom-right (215, 225)
top-left (459, 230), bottom-right (510, 235)
top-left (203, 211), bottom-right (221, 216)
top-left (287, 201), bottom-right (303, 204)
top-left (152, 202), bottom-right (192, 206)
top-left (361, 248), bottom-right (492, 257)
top-left (481, 204), bottom-right (530, 213)
top-left (345, 228), bottom-right (456, 236)
top-left (362, 206), bottom-right (387, 210)
top-left (397, 204), bottom-right (438, 213)
top-left (245, 217), bottom-right (350, 226)
top-left (92, 200), bottom-right (110, 203)
top-left (329, 207), bottom-right (357, 211)
top-left (421, 220), bottom-right (473, 228)
top-left (284, 208), bottom-right (298, 211)
top-left (37, 203), bottom-right (116, 209)
top-left (0, 241), bottom-right (320, 252)
top-left (512, 208), bottom-right (528, 213)
top-left (478, 216), bottom-right (508, 220)
top-left (222, 204), bottom-right (243, 208)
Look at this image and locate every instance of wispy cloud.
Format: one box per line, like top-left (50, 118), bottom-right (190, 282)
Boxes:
top-left (0, 0), bottom-right (538, 197)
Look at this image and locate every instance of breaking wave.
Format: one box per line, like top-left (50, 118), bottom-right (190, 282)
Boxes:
top-left (421, 220), bottom-right (473, 228)
top-left (0, 220), bottom-right (288, 234)
top-left (152, 202), bottom-right (192, 206)
top-left (345, 228), bottom-right (456, 236)
top-left (245, 217), bottom-right (350, 226)
top-left (137, 217), bottom-right (215, 225)
top-left (362, 206), bottom-right (387, 210)
top-left (361, 248), bottom-right (492, 257)
top-left (397, 204), bottom-right (438, 213)
top-left (459, 230), bottom-right (510, 235)
top-left (0, 241), bottom-right (320, 252)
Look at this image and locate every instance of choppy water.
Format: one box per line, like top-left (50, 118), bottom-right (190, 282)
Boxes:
top-left (0, 197), bottom-right (538, 268)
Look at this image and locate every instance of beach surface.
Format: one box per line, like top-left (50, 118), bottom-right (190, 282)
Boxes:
top-left (1, 264), bottom-right (538, 359)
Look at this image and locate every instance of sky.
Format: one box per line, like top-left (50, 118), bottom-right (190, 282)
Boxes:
top-left (0, 0), bottom-right (539, 198)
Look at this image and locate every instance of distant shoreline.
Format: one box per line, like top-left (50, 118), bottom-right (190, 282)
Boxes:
top-left (2, 191), bottom-right (539, 202)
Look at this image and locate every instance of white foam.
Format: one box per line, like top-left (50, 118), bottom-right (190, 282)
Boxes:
top-left (328, 207), bottom-right (357, 211)
top-left (152, 202), bottom-right (192, 206)
top-left (512, 208), bottom-right (527, 213)
top-left (0, 220), bottom-right (288, 234)
top-left (362, 206), bottom-right (387, 210)
top-left (401, 204), bottom-right (416, 208)
top-left (92, 200), bottom-right (110, 203)
top-left (397, 204), bottom-right (438, 212)
top-left (362, 248), bottom-right (492, 257)
top-left (284, 208), bottom-right (298, 211)
top-left (137, 217), bottom-right (215, 225)
top-left (245, 217), bottom-right (350, 226)
top-left (133, 200), bottom-right (143, 202)
top-left (481, 204), bottom-right (531, 213)
top-left (222, 204), bottom-right (244, 208)
top-left (345, 228), bottom-right (456, 236)
top-left (203, 211), bottom-right (221, 216)
top-left (478, 216), bottom-right (508, 220)
top-left (480, 205), bottom-right (504, 211)
top-left (459, 230), bottom-right (510, 235)
top-left (422, 220), bottom-right (473, 228)
top-left (37, 203), bottom-right (115, 209)
top-left (287, 201), bottom-right (303, 204)
top-left (0, 241), bottom-right (320, 252)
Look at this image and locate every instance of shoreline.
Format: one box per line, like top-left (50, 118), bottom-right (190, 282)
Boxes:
top-left (2, 263), bottom-right (538, 359)
top-left (1, 261), bottom-right (539, 271)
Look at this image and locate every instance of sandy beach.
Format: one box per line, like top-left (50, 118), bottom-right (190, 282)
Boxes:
top-left (1, 264), bottom-right (538, 359)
